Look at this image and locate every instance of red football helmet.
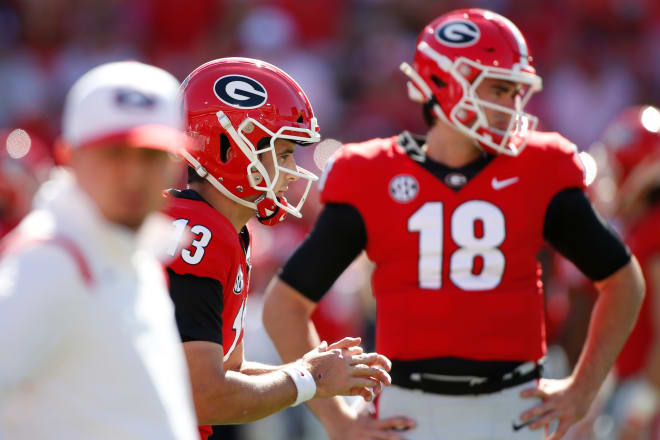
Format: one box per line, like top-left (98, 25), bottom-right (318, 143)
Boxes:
top-left (400, 8), bottom-right (542, 156)
top-left (180, 57), bottom-right (320, 223)
top-left (591, 105), bottom-right (660, 219)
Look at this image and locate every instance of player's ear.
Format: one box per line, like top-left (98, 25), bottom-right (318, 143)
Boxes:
top-left (53, 137), bottom-right (72, 165)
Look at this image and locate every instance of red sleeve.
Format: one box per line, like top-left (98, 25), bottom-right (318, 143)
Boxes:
top-left (164, 200), bottom-right (238, 290)
top-left (543, 132), bottom-right (586, 194)
top-left (319, 146), bottom-right (362, 206)
top-left (319, 138), bottom-right (390, 208)
top-left (523, 132), bottom-right (586, 206)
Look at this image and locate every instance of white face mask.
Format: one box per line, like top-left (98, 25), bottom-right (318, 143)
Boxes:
top-left (182, 111), bottom-right (319, 219)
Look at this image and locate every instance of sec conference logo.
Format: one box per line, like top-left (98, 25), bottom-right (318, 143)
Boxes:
top-left (214, 75), bottom-right (268, 109)
top-left (435, 20), bottom-right (480, 47)
top-left (389, 175), bottom-right (419, 203)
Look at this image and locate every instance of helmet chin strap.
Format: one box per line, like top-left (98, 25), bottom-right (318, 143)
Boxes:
top-left (183, 147), bottom-right (290, 226)
top-left (184, 147), bottom-right (288, 225)
top-left (255, 194), bottom-right (289, 226)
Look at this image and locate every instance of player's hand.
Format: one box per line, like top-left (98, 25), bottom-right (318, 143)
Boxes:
top-left (348, 351), bottom-right (392, 401)
top-left (328, 337), bottom-right (392, 401)
top-left (316, 337), bottom-right (391, 401)
top-left (327, 403), bottom-right (416, 440)
top-left (321, 336), bottom-right (365, 357)
top-left (300, 339), bottom-right (392, 400)
top-left (519, 377), bottom-right (596, 440)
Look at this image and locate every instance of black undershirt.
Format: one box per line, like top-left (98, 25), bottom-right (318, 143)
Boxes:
top-left (165, 188), bottom-right (250, 346)
top-left (280, 139), bottom-right (631, 302)
top-left (168, 268), bottom-right (224, 344)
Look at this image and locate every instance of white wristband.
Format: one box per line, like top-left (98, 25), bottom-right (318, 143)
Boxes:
top-left (283, 363), bottom-right (317, 406)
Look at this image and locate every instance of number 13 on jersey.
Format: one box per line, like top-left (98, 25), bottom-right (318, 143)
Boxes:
top-left (408, 200), bottom-right (506, 291)
top-left (167, 218), bottom-right (212, 265)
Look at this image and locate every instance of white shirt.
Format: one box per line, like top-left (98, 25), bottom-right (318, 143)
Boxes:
top-left (0, 170), bottom-right (198, 440)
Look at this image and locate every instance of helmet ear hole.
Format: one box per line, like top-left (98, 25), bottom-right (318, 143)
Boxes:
top-left (431, 75), bottom-right (447, 88)
top-left (219, 133), bottom-right (231, 163)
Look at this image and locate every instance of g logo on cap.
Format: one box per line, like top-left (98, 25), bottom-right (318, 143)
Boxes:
top-left (214, 75), bottom-right (268, 109)
top-left (435, 20), bottom-right (480, 47)
top-left (115, 89), bottom-right (157, 109)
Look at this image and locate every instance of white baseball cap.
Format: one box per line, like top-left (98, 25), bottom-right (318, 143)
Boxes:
top-left (62, 61), bottom-right (187, 152)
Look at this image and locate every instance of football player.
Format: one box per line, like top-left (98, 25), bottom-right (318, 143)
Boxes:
top-left (0, 60), bottom-right (199, 440)
top-left (588, 105), bottom-right (660, 439)
top-left (164, 58), bottom-right (392, 440)
top-left (262, 9), bottom-right (645, 440)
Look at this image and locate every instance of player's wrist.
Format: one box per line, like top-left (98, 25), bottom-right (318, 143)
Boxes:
top-left (282, 362), bottom-right (317, 406)
top-left (305, 394), bottom-right (355, 434)
top-left (314, 400), bottom-right (358, 439)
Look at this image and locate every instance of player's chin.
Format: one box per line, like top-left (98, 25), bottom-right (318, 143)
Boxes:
top-left (118, 215), bottom-right (148, 230)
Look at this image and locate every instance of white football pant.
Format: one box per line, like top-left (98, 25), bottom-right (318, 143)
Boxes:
top-left (377, 381), bottom-right (545, 439)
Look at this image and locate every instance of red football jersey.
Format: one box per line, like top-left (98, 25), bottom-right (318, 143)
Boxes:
top-left (164, 192), bottom-right (251, 440)
top-left (320, 131), bottom-right (585, 362)
top-left (163, 192), bottom-right (251, 362)
top-left (616, 206), bottom-right (660, 379)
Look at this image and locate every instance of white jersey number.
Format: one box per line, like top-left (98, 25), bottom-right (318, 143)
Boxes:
top-left (167, 218), bottom-right (212, 265)
top-left (408, 201), bottom-right (506, 291)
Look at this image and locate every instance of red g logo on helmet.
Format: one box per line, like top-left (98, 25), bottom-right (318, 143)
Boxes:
top-left (213, 75), bottom-right (268, 109)
top-left (435, 20), bottom-right (480, 47)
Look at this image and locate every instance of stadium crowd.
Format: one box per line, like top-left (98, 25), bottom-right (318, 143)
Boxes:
top-left (1, 0), bottom-right (659, 439)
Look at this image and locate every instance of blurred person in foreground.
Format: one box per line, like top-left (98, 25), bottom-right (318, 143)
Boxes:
top-left (0, 61), bottom-right (198, 439)
top-left (575, 105), bottom-right (660, 440)
top-left (165, 57), bottom-right (391, 440)
top-left (263, 8), bottom-right (645, 440)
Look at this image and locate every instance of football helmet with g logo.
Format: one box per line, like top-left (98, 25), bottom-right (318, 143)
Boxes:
top-left (591, 105), bottom-right (660, 219)
top-left (400, 8), bottom-right (542, 156)
top-left (180, 57), bottom-right (320, 224)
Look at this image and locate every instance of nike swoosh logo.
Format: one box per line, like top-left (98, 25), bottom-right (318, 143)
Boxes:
top-left (512, 420), bottom-right (531, 431)
top-left (512, 416), bottom-right (542, 432)
top-left (492, 176), bottom-right (519, 190)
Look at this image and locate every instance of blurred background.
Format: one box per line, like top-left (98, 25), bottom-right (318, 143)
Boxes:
top-left (1, 0), bottom-right (659, 439)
